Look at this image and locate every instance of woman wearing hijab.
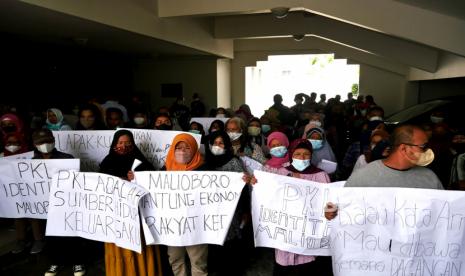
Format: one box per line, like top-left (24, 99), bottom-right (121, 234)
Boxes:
top-left (304, 127), bottom-right (337, 166)
top-left (270, 139), bottom-right (330, 275)
top-left (164, 133), bottom-right (208, 276)
top-left (263, 131), bottom-right (290, 173)
top-left (204, 131), bottom-right (250, 275)
top-left (0, 113), bottom-right (27, 143)
top-left (44, 108), bottom-right (72, 131)
top-left (353, 129), bottom-right (390, 172)
top-left (100, 129), bottom-right (163, 276)
top-left (1, 132), bottom-right (28, 157)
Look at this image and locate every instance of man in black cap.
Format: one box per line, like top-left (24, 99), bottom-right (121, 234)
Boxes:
top-left (32, 129), bottom-right (73, 159)
top-left (31, 129), bottom-right (86, 276)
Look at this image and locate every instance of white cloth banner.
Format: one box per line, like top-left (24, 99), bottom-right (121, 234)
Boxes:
top-left (46, 170), bottom-right (148, 253)
top-left (0, 159), bottom-right (80, 218)
top-left (2, 151), bottom-right (34, 160)
top-left (329, 187), bottom-right (465, 276)
top-left (53, 129), bottom-right (200, 171)
top-left (252, 170), bottom-right (345, 256)
top-left (136, 171), bottom-right (245, 246)
top-left (240, 156), bottom-right (263, 175)
top-left (190, 117), bottom-right (228, 134)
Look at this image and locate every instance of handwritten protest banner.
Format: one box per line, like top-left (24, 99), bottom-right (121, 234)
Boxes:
top-left (136, 171), bottom-right (245, 246)
top-left (0, 159), bottom-right (80, 219)
top-left (46, 170), bottom-right (148, 252)
top-left (53, 129), bottom-right (200, 172)
top-left (252, 170), bottom-right (345, 256)
top-left (328, 187), bottom-right (465, 276)
top-left (240, 156), bottom-right (263, 175)
top-left (190, 117), bottom-right (228, 134)
top-left (2, 151), bottom-right (34, 160)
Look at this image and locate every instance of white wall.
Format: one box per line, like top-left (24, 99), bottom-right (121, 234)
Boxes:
top-left (133, 58), bottom-right (218, 113)
top-left (232, 50), bottom-right (411, 116)
top-left (217, 59), bottom-right (232, 108)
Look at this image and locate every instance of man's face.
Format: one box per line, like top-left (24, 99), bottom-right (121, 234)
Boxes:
top-left (403, 129), bottom-right (429, 164)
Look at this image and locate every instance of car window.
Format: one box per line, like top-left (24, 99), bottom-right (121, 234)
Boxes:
top-left (385, 100), bottom-right (450, 124)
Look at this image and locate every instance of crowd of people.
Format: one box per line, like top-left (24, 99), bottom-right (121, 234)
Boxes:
top-left (0, 90), bottom-right (464, 276)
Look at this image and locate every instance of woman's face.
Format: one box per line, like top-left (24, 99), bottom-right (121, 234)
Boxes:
top-left (190, 123), bottom-right (200, 131)
top-left (114, 135), bottom-right (133, 155)
top-left (1, 120), bottom-right (17, 133)
top-left (292, 148), bottom-right (311, 160)
top-left (175, 141), bottom-right (193, 164)
top-left (48, 111), bottom-right (58, 124)
top-left (213, 137), bottom-right (225, 148)
top-left (269, 138), bottom-right (283, 149)
top-left (309, 132), bottom-right (322, 140)
top-left (6, 136), bottom-right (20, 147)
top-left (210, 122), bottom-right (221, 132)
top-left (226, 121), bottom-right (241, 133)
top-left (249, 121), bottom-right (260, 128)
top-left (80, 110), bottom-right (96, 129)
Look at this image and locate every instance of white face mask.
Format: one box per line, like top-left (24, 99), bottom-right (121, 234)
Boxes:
top-left (5, 145), bottom-right (20, 153)
top-left (133, 117), bottom-right (145, 125)
top-left (216, 114), bottom-right (226, 118)
top-left (227, 132), bottom-right (242, 141)
top-left (210, 145), bottom-right (225, 156)
top-left (412, 148), bottom-right (435, 167)
top-left (175, 150), bottom-right (192, 164)
top-left (36, 143), bottom-right (55, 154)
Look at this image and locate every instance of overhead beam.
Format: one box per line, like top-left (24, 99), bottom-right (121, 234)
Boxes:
top-left (234, 37), bottom-right (409, 76)
top-left (158, 0), bottom-right (465, 57)
top-left (216, 12), bottom-right (438, 72)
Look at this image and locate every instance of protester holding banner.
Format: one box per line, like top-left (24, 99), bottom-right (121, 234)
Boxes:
top-left (263, 131), bottom-right (290, 173)
top-left (27, 129), bottom-right (85, 275)
top-left (99, 129), bottom-right (163, 276)
top-left (164, 133), bottom-right (208, 276)
top-left (226, 117), bottom-right (267, 164)
top-left (1, 132), bottom-right (28, 157)
top-left (269, 138), bottom-right (331, 276)
top-left (204, 130), bottom-right (252, 275)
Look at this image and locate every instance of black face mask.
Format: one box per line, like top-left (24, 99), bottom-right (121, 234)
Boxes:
top-left (157, 124), bottom-right (172, 131)
top-left (2, 125), bottom-right (16, 133)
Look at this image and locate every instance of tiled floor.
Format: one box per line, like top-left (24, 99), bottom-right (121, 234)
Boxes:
top-left (0, 219), bottom-right (275, 276)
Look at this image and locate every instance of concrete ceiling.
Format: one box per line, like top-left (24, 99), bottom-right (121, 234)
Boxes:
top-left (1, 0), bottom-right (464, 76)
top-left (158, 0), bottom-right (465, 73)
top-left (0, 0), bottom-right (211, 58)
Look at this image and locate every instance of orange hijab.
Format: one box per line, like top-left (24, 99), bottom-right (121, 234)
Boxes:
top-left (165, 133), bottom-right (203, 171)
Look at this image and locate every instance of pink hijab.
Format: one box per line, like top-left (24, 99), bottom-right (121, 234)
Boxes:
top-left (265, 131), bottom-right (290, 168)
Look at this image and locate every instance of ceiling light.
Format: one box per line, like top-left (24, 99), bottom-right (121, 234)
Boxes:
top-left (293, 34), bottom-right (305, 41)
top-left (270, 7), bottom-right (290, 19)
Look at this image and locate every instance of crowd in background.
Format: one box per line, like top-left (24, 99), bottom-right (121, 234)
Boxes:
top-left (1, 90), bottom-right (464, 276)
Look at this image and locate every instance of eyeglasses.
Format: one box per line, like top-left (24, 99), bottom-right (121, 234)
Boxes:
top-left (403, 143), bottom-right (428, 151)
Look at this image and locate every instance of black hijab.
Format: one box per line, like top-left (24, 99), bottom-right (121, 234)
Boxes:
top-left (99, 129), bottom-right (154, 177)
top-left (205, 130), bottom-right (235, 169)
top-left (285, 138), bottom-right (322, 174)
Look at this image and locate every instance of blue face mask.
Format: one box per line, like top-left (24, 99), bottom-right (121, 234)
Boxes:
top-left (261, 124), bottom-right (271, 133)
top-left (46, 122), bottom-right (61, 131)
top-left (189, 129), bottom-right (201, 135)
top-left (292, 159), bottom-right (311, 171)
top-left (309, 139), bottom-right (323, 150)
top-left (270, 146), bottom-right (287, 158)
